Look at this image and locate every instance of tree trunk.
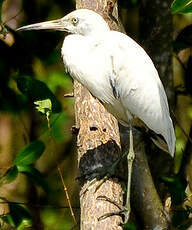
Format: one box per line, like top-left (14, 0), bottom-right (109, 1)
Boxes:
top-left (74, 2), bottom-right (123, 229)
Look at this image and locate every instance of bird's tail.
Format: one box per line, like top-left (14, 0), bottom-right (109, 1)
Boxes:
top-left (151, 134), bottom-right (169, 154)
top-left (150, 118), bottom-right (175, 157)
top-left (165, 117), bottom-right (176, 157)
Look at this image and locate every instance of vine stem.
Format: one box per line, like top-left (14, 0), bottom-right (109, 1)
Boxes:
top-left (46, 113), bottom-right (77, 226)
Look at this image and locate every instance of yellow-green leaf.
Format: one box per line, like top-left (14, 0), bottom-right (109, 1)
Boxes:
top-left (34, 98), bottom-right (52, 116)
top-left (171, 0), bottom-right (192, 14)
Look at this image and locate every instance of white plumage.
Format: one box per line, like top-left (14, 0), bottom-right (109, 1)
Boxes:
top-left (61, 9), bottom-right (175, 156)
top-left (17, 9), bottom-right (175, 156)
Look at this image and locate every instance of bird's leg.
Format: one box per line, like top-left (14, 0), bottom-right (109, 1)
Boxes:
top-left (124, 125), bottom-right (135, 222)
top-left (97, 125), bottom-right (135, 224)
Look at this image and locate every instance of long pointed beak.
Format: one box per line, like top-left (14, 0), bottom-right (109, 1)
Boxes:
top-left (17, 19), bottom-right (66, 32)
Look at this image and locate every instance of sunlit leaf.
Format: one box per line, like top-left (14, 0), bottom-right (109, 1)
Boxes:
top-left (3, 214), bottom-right (16, 227)
top-left (0, 166), bottom-right (18, 185)
top-left (3, 204), bottom-right (32, 228)
top-left (34, 98), bottom-right (52, 116)
top-left (17, 218), bottom-right (33, 230)
top-left (17, 165), bottom-right (48, 191)
top-left (161, 176), bottom-right (175, 183)
top-left (171, 0), bottom-right (192, 14)
top-left (14, 141), bottom-right (45, 166)
top-left (15, 76), bottom-right (61, 113)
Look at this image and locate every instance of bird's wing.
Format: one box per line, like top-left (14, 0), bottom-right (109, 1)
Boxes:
top-left (107, 31), bottom-right (175, 156)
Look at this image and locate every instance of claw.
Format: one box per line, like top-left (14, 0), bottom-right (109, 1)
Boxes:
top-left (97, 195), bottom-right (129, 224)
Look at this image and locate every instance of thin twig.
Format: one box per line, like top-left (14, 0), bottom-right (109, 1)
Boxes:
top-left (64, 92), bottom-right (74, 97)
top-left (46, 114), bottom-right (77, 226)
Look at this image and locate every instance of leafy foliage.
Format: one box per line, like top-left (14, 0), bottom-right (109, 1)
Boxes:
top-left (162, 176), bottom-right (192, 229)
top-left (14, 141), bottom-right (45, 166)
top-left (17, 164), bottom-right (48, 191)
top-left (162, 176), bottom-right (187, 206)
top-left (0, 1), bottom-right (75, 229)
top-left (123, 222), bottom-right (138, 230)
top-left (34, 98), bottom-right (52, 116)
top-left (3, 203), bottom-right (32, 228)
top-left (171, 0), bottom-right (192, 14)
top-left (15, 76), bottom-right (61, 113)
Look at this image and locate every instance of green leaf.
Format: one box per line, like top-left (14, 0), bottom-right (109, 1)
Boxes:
top-left (14, 75), bottom-right (61, 113)
top-left (34, 98), bottom-right (52, 116)
top-left (0, 166), bottom-right (18, 185)
top-left (171, 0), bottom-right (192, 14)
top-left (123, 222), bottom-right (137, 230)
top-left (17, 165), bottom-right (48, 191)
top-left (17, 218), bottom-right (33, 230)
top-left (47, 71), bottom-right (72, 92)
top-left (14, 141), bottom-right (45, 166)
top-left (161, 176), bottom-right (187, 205)
top-left (3, 204), bottom-right (32, 228)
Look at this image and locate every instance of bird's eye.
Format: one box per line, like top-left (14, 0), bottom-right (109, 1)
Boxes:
top-left (71, 17), bottom-right (78, 25)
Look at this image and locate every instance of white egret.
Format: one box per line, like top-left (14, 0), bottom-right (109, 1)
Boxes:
top-left (17, 9), bottom-right (176, 223)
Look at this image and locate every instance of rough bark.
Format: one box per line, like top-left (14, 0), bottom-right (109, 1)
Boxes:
top-left (74, 82), bottom-right (123, 230)
top-left (74, 2), bottom-right (123, 229)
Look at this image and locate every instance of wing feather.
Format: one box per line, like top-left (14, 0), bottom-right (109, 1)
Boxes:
top-left (107, 31), bottom-right (175, 156)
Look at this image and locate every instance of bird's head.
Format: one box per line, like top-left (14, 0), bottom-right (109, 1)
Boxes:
top-left (17, 9), bottom-right (110, 36)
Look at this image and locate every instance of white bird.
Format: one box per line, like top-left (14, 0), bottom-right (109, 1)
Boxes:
top-left (17, 9), bottom-right (176, 223)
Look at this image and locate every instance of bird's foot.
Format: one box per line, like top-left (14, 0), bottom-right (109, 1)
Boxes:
top-left (97, 195), bottom-right (130, 224)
